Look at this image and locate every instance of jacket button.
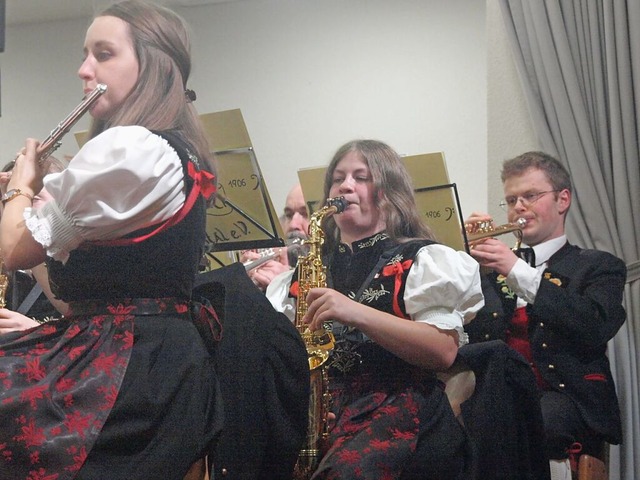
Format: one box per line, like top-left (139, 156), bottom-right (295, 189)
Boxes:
top-left (539, 322), bottom-right (544, 327)
top-left (548, 364), bottom-right (555, 370)
top-left (559, 383), bottom-right (565, 388)
top-left (493, 312), bottom-right (499, 318)
top-left (542, 343), bottom-right (548, 349)
top-left (484, 334), bottom-right (491, 340)
top-left (221, 468), bottom-right (228, 476)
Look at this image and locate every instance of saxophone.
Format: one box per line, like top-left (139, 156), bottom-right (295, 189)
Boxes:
top-left (293, 196), bottom-right (348, 480)
top-left (0, 255), bottom-right (8, 309)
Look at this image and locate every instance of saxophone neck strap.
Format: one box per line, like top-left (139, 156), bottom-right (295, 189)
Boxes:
top-left (326, 242), bottom-right (404, 302)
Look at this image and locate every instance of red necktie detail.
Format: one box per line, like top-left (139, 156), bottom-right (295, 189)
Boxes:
top-left (507, 307), bottom-right (549, 389)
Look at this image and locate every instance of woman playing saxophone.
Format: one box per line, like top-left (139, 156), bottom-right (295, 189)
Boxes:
top-left (266, 140), bottom-right (484, 479)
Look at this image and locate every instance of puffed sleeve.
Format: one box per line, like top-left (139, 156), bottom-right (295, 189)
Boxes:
top-left (404, 244), bottom-right (484, 346)
top-left (24, 126), bottom-right (185, 263)
top-left (265, 269), bottom-right (296, 322)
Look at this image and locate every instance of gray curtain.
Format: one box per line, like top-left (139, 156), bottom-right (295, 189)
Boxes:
top-left (496, 1), bottom-right (640, 479)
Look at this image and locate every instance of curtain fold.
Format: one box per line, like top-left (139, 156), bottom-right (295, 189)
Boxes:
top-left (496, 1), bottom-right (639, 478)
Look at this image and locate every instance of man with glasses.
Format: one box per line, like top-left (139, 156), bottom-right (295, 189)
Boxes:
top-left (465, 151), bottom-right (626, 479)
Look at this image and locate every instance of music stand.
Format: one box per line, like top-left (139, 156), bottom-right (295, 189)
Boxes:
top-left (200, 109), bottom-right (284, 253)
top-left (298, 152), bottom-right (468, 252)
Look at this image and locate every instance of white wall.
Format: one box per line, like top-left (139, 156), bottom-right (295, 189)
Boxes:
top-left (0, 0), bottom-right (489, 220)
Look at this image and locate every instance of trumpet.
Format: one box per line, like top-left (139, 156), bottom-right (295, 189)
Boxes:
top-left (465, 217), bottom-right (526, 250)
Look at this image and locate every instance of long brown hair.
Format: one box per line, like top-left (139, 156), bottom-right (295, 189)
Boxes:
top-left (322, 139), bottom-right (434, 251)
top-left (87, 0), bottom-right (214, 173)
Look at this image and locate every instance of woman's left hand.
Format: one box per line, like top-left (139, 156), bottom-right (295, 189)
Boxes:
top-left (302, 287), bottom-right (364, 332)
top-left (0, 308), bottom-right (39, 334)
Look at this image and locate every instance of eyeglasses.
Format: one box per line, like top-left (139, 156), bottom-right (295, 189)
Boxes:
top-left (499, 190), bottom-right (560, 210)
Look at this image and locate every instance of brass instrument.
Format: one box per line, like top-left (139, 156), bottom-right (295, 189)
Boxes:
top-left (293, 196), bottom-right (348, 480)
top-left (38, 83), bottom-right (108, 167)
top-left (242, 237), bottom-right (306, 271)
top-left (465, 217), bottom-right (527, 250)
top-left (0, 255), bottom-right (8, 309)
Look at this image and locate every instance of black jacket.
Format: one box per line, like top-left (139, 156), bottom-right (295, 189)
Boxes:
top-left (458, 341), bottom-right (550, 480)
top-left (465, 243), bottom-right (626, 444)
top-left (193, 262), bottom-right (309, 479)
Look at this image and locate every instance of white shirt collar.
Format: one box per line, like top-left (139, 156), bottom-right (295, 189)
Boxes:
top-left (526, 235), bottom-right (567, 267)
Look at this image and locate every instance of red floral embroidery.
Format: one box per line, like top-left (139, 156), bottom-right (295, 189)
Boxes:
top-left (64, 411), bottom-right (95, 439)
top-left (108, 304), bottom-right (136, 316)
top-left (335, 448), bottom-right (362, 464)
top-left (55, 377), bottom-right (76, 393)
top-left (92, 353), bottom-right (119, 378)
top-left (370, 438), bottom-right (393, 451)
top-left (67, 346), bottom-right (87, 360)
top-left (122, 330), bottom-right (134, 350)
top-left (65, 445), bottom-right (87, 473)
top-left (390, 428), bottom-right (415, 441)
top-left (21, 385), bottom-right (49, 409)
top-left (25, 467), bottom-right (59, 480)
top-left (98, 385), bottom-right (119, 411)
top-left (40, 324), bottom-right (57, 335)
top-left (64, 324), bottom-right (81, 339)
top-left (20, 357), bottom-right (47, 383)
top-left (15, 418), bottom-right (47, 448)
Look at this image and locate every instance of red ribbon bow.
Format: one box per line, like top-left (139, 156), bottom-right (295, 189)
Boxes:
top-left (380, 260), bottom-right (413, 318)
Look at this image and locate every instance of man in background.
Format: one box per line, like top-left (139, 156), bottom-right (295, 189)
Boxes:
top-left (244, 183), bottom-right (309, 290)
top-left (465, 151), bottom-right (626, 480)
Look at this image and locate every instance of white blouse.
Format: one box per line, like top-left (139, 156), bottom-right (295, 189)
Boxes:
top-left (266, 243), bottom-right (484, 346)
top-left (24, 126), bottom-right (185, 263)
top-left (507, 235), bottom-right (567, 306)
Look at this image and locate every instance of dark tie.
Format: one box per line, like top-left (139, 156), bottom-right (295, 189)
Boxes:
top-left (516, 247), bottom-right (536, 267)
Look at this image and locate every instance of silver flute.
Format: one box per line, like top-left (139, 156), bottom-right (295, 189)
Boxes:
top-left (38, 84), bottom-right (107, 165)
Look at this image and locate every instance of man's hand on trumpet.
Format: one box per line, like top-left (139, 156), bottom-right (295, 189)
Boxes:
top-left (465, 211), bottom-right (519, 276)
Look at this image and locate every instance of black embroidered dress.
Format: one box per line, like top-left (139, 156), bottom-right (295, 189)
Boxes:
top-left (0, 127), bottom-right (222, 480)
top-left (270, 232), bottom-right (483, 480)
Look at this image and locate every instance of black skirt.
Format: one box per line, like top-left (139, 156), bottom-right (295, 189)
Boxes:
top-left (0, 299), bottom-right (222, 480)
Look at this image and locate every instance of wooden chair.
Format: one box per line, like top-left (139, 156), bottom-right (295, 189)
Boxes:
top-left (576, 454), bottom-right (607, 480)
top-left (574, 442), bottom-right (608, 480)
